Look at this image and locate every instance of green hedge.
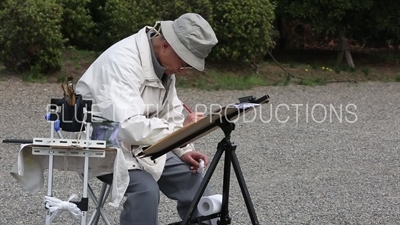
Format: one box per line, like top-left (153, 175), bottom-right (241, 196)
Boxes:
top-left (94, 0), bottom-right (160, 51)
top-left (210, 0), bottom-right (276, 63)
top-left (92, 0), bottom-right (275, 63)
top-left (0, 0), bottom-right (276, 75)
top-left (91, 0), bottom-right (213, 51)
top-left (0, 0), bottom-right (65, 74)
top-left (159, 0), bottom-right (213, 21)
top-left (57, 0), bottom-right (95, 49)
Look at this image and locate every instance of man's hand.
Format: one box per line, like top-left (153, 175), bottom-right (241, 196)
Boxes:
top-left (183, 112), bottom-right (204, 126)
top-left (181, 151), bottom-right (209, 173)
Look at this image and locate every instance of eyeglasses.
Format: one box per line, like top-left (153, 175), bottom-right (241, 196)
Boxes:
top-left (179, 58), bottom-right (193, 70)
top-left (179, 66), bottom-right (193, 70)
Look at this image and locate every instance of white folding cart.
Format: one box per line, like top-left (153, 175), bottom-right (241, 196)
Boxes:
top-left (33, 95), bottom-right (113, 225)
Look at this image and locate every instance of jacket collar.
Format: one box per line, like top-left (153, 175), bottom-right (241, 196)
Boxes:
top-left (136, 27), bottom-right (160, 81)
top-left (147, 29), bottom-right (165, 81)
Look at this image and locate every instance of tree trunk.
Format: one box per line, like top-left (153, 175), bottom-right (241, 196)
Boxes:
top-left (336, 25), bottom-right (355, 68)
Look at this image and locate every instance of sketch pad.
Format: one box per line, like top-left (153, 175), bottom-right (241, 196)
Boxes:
top-left (139, 95), bottom-right (269, 159)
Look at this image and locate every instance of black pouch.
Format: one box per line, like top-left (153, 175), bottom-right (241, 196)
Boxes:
top-left (50, 95), bottom-right (89, 132)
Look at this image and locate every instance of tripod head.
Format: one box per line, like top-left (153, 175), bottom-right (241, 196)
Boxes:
top-left (238, 95), bottom-right (257, 103)
top-left (217, 95), bottom-right (267, 141)
top-left (217, 118), bottom-right (235, 141)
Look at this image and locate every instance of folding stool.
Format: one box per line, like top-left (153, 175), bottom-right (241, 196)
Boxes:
top-left (79, 174), bottom-right (112, 225)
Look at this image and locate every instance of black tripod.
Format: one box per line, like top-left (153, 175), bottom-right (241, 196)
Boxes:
top-left (173, 118), bottom-right (259, 225)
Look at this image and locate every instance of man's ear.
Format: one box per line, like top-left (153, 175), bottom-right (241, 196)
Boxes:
top-left (161, 40), bottom-right (170, 52)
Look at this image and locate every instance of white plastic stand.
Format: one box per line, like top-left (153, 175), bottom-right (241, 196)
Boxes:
top-left (35, 106), bottom-right (107, 225)
top-left (34, 136), bottom-right (106, 225)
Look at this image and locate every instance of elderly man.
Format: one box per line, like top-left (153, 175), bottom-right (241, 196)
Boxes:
top-left (76, 13), bottom-right (218, 225)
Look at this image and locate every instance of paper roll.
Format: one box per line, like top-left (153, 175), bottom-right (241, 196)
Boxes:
top-left (197, 194), bottom-right (223, 216)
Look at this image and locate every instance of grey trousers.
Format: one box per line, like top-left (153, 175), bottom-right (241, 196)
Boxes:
top-left (99, 152), bottom-right (213, 225)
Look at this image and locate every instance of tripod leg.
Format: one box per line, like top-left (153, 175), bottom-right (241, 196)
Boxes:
top-left (181, 147), bottom-right (224, 225)
top-left (218, 142), bottom-right (234, 225)
top-left (231, 151), bottom-right (260, 225)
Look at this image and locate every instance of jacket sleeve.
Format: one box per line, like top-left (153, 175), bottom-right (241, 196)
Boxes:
top-left (90, 61), bottom-right (176, 146)
top-left (115, 76), bottom-right (175, 145)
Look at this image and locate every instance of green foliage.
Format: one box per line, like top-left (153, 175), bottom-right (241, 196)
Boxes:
top-left (357, 0), bottom-right (400, 45)
top-left (283, 73), bottom-right (291, 86)
top-left (56, 73), bottom-right (68, 83)
top-left (0, 0), bottom-right (277, 75)
top-left (94, 0), bottom-right (160, 51)
top-left (331, 64), bottom-right (358, 74)
top-left (88, 0), bottom-right (276, 64)
top-left (86, 0), bottom-right (107, 24)
top-left (276, 0), bottom-right (374, 35)
top-left (274, 0), bottom-right (400, 45)
top-left (23, 66), bottom-right (48, 82)
top-left (210, 0), bottom-right (275, 63)
top-left (159, 0), bottom-right (213, 21)
top-left (361, 67), bottom-right (370, 76)
top-left (57, 0), bottom-right (95, 49)
top-left (0, 0), bottom-right (65, 74)
top-left (396, 75), bottom-right (400, 82)
top-left (333, 66), bottom-right (341, 74)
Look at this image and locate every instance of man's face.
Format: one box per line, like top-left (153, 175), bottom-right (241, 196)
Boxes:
top-left (159, 41), bottom-right (192, 75)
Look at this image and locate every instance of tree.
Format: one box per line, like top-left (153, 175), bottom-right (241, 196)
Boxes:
top-left (274, 0), bottom-right (382, 68)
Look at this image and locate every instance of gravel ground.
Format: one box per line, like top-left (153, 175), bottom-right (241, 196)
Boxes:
top-left (0, 77), bottom-right (399, 225)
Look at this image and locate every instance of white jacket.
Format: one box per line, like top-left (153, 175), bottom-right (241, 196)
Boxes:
top-left (76, 27), bottom-right (193, 181)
